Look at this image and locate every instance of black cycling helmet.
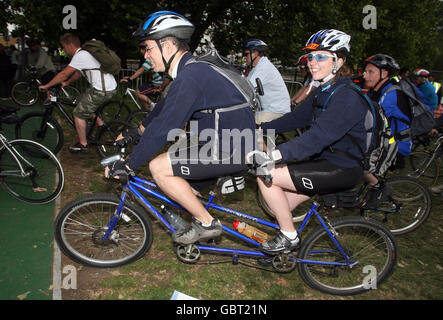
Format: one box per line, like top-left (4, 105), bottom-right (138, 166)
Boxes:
top-left (133, 11), bottom-right (195, 42)
top-left (243, 38), bottom-right (268, 53)
top-left (364, 54), bottom-right (400, 75)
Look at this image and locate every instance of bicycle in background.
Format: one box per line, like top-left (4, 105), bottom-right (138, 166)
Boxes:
top-left (0, 108), bottom-right (64, 203)
top-left (11, 67), bottom-right (80, 107)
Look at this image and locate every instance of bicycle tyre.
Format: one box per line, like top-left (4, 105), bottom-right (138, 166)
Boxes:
top-left (256, 189), bottom-right (308, 222)
top-left (99, 100), bottom-right (132, 123)
top-left (364, 176), bottom-right (432, 235)
top-left (0, 139), bottom-right (64, 203)
top-left (95, 121), bottom-right (130, 158)
top-left (11, 81), bottom-right (39, 106)
top-left (297, 216), bottom-right (397, 296)
top-left (15, 112), bottom-right (64, 155)
top-left (54, 193), bottom-right (153, 268)
top-left (408, 151), bottom-right (440, 187)
top-left (59, 85), bottom-right (81, 106)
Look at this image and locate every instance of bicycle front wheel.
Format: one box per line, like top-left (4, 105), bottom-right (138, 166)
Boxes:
top-left (95, 121), bottom-right (130, 158)
top-left (15, 112), bottom-right (64, 155)
top-left (54, 193), bottom-right (153, 268)
top-left (0, 139), bottom-right (64, 203)
top-left (59, 85), bottom-right (81, 105)
top-left (297, 216), bottom-right (397, 296)
top-left (257, 189), bottom-right (308, 222)
top-left (99, 100), bottom-right (132, 123)
top-left (11, 81), bottom-right (39, 106)
top-left (363, 176), bottom-right (432, 235)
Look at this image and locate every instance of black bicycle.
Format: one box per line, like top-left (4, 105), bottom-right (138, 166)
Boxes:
top-left (11, 67), bottom-right (80, 107)
top-left (14, 88), bottom-right (124, 156)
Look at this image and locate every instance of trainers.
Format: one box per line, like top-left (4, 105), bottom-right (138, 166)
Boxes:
top-left (69, 142), bottom-right (88, 153)
top-left (172, 218), bottom-right (222, 245)
top-left (260, 231), bottom-right (300, 255)
top-left (364, 183), bottom-right (393, 209)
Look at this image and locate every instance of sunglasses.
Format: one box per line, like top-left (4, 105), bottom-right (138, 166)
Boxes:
top-left (307, 53), bottom-right (335, 62)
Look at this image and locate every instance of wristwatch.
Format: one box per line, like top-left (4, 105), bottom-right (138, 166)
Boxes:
top-left (271, 149), bottom-right (282, 162)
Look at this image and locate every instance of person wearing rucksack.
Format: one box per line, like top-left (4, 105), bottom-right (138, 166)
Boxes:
top-left (242, 38), bottom-right (291, 124)
top-left (410, 69), bottom-right (438, 111)
top-left (105, 11), bottom-right (257, 245)
top-left (254, 29), bottom-right (369, 254)
top-left (39, 33), bottom-right (118, 153)
top-left (362, 54), bottom-right (412, 207)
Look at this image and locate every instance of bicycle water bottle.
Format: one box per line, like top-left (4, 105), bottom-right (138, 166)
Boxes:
top-left (161, 205), bottom-right (187, 232)
top-left (233, 221), bottom-right (269, 243)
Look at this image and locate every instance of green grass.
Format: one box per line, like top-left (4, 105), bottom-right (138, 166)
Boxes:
top-left (83, 174), bottom-right (443, 300)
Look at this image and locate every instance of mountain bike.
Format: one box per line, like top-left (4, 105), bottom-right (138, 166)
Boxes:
top-left (14, 88), bottom-right (124, 156)
top-left (54, 154), bottom-right (397, 296)
top-left (11, 67), bottom-right (80, 107)
top-left (0, 118), bottom-right (64, 203)
top-left (100, 82), bottom-right (159, 124)
top-left (258, 174), bottom-right (432, 236)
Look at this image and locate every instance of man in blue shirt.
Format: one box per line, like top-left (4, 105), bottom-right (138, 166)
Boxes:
top-left (243, 39), bottom-right (291, 124)
top-left (105, 11), bottom-right (256, 245)
top-left (411, 69), bottom-right (438, 110)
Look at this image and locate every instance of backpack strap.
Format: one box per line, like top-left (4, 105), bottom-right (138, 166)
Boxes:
top-left (79, 49), bottom-right (107, 92)
top-left (319, 83), bottom-right (375, 168)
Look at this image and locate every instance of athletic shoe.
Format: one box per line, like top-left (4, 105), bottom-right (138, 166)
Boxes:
top-left (69, 142), bottom-right (88, 153)
top-left (172, 218), bottom-right (222, 245)
top-left (260, 231), bottom-right (300, 255)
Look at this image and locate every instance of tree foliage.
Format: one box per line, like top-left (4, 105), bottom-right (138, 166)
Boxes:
top-left (3, 0), bottom-right (442, 72)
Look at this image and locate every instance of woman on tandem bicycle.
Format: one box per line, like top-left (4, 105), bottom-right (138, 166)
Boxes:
top-left (255, 29), bottom-right (370, 254)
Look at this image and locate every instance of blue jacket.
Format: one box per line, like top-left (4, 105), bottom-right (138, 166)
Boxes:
top-left (129, 52), bottom-right (256, 170)
top-left (370, 81), bottom-right (412, 156)
top-left (419, 81), bottom-right (438, 110)
top-left (261, 77), bottom-right (368, 168)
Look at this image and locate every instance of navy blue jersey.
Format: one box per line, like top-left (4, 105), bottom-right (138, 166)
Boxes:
top-left (129, 52), bottom-right (256, 170)
top-left (262, 77), bottom-right (368, 168)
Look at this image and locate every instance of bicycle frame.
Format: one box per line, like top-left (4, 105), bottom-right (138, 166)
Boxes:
top-left (103, 175), bottom-right (357, 267)
top-left (0, 134), bottom-right (33, 178)
top-left (123, 87), bottom-right (143, 111)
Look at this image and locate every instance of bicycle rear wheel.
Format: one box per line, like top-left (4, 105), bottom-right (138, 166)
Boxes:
top-left (408, 151), bottom-right (440, 187)
top-left (297, 216), bottom-right (397, 296)
top-left (11, 81), bottom-right (39, 106)
top-left (0, 139), bottom-right (64, 203)
top-left (54, 193), bottom-right (153, 268)
top-left (363, 176), bottom-right (432, 235)
top-left (15, 112), bottom-right (64, 155)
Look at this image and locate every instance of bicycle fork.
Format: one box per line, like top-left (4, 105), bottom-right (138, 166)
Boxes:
top-left (297, 202), bottom-right (358, 267)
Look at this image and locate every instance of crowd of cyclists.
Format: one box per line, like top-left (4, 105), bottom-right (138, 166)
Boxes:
top-left (3, 10), bottom-right (442, 254)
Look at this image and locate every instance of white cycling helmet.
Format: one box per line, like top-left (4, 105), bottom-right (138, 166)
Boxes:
top-left (134, 11), bottom-right (195, 41)
top-left (303, 29), bottom-right (351, 57)
top-left (303, 29), bottom-right (351, 83)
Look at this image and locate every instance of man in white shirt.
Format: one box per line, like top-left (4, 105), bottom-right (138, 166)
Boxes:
top-left (39, 33), bottom-right (117, 153)
top-left (243, 39), bottom-right (290, 124)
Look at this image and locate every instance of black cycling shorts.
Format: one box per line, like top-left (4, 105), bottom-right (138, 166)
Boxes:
top-left (287, 159), bottom-right (363, 197)
top-left (169, 144), bottom-right (248, 180)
